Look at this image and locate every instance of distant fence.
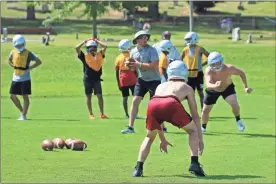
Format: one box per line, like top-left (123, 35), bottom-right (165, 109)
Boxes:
top-left (0, 28), bottom-right (57, 35)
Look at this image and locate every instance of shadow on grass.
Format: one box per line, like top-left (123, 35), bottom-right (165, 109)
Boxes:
top-left (152, 174), bottom-right (264, 180)
top-left (1, 117), bottom-right (80, 122)
top-left (210, 116), bottom-right (257, 121)
top-left (169, 131), bottom-right (276, 138)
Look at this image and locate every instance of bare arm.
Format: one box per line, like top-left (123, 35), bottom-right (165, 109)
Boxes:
top-left (158, 130), bottom-right (166, 142)
top-left (75, 40), bottom-right (86, 55)
top-left (29, 57), bottom-right (42, 70)
top-left (187, 89), bottom-right (202, 138)
top-left (201, 47), bottom-right (209, 67)
top-left (95, 39), bottom-right (107, 55)
top-left (8, 58), bottom-right (13, 68)
top-left (228, 65), bottom-right (251, 90)
top-left (115, 69), bottom-right (120, 88)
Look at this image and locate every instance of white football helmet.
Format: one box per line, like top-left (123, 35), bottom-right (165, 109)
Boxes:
top-left (118, 39), bottom-right (131, 52)
top-left (208, 51), bottom-right (224, 72)
top-left (86, 40), bottom-right (97, 52)
top-left (184, 32), bottom-right (198, 46)
top-left (86, 40), bottom-right (97, 47)
top-left (12, 34), bottom-right (26, 53)
top-left (159, 40), bottom-right (173, 53)
top-left (167, 60), bottom-right (189, 81)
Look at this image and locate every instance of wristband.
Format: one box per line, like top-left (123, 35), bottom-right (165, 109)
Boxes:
top-left (139, 62), bottom-right (142, 68)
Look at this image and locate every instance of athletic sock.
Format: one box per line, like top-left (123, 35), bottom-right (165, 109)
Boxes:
top-left (128, 126), bottom-right (134, 130)
top-left (191, 156), bottom-right (199, 164)
top-left (136, 161), bottom-right (144, 169)
top-left (235, 115), bottom-right (241, 122)
top-left (202, 124), bottom-right (207, 129)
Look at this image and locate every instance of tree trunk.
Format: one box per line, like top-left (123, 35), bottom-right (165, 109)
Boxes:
top-left (147, 1), bottom-right (159, 20)
top-left (92, 11), bottom-right (97, 38)
top-left (26, 5), bottom-right (36, 20)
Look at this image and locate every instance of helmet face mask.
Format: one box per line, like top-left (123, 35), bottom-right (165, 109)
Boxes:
top-left (184, 32), bottom-right (198, 47)
top-left (86, 46), bottom-right (97, 53)
top-left (159, 40), bottom-right (173, 55)
top-left (210, 61), bottom-right (223, 72)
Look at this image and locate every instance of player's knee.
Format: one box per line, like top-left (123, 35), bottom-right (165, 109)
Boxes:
top-left (132, 97), bottom-right (142, 106)
top-left (10, 94), bottom-right (16, 100)
top-left (202, 106), bottom-right (211, 114)
top-left (96, 94), bottom-right (103, 100)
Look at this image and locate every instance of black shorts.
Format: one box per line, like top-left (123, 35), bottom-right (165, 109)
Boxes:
top-left (121, 85), bottom-right (135, 97)
top-left (187, 71), bottom-right (204, 91)
top-left (83, 80), bottom-right (102, 95)
top-left (203, 83), bottom-right (236, 105)
top-left (9, 80), bottom-right (31, 95)
top-left (134, 78), bottom-right (161, 98)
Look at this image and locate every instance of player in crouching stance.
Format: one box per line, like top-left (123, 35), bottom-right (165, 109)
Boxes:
top-left (9, 35), bottom-right (42, 120)
top-left (201, 52), bottom-right (253, 132)
top-left (133, 61), bottom-right (205, 177)
top-left (115, 39), bottom-right (137, 118)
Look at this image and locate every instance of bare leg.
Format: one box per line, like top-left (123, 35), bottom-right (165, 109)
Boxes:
top-left (85, 94), bottom-right (93, 115)
top-left (129, 96), bottom-right (142, 127)
top-left (123, 97), bottom-right (129, 116)
top-left (182, 121), bottom-right (200, 156)
top-left (96, 94), bottom-right (104, 115)
top-left (133, 130), bottom-right (158, 176)
top-left (197, 89), bottom-right (204, 110)
top-left (22, 95), bottom-right (30, 116)
top-left (10, 94), bottom-right (23, 113)
top-left (225, 94), bottom-right (240, 117)
top-left (201, 104), bottom-right (214, 129)
top-left (137, 130), bottom-right (158, 162)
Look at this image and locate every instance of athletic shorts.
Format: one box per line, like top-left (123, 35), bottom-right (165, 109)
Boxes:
top-left (134, 78), bottom-right (161, 98)
top-left (146, 95), bottom-right (192, 131)
top-left (83, 80), bottom-right (102, 95)
top-left (9, 80), bottom-right (31, 95)
top-left (187, 71), bottom-right (204, 91)
top-left (203, 83), bottom-right (236, 105)
top-left (121, 85), bottom-right (135, 97)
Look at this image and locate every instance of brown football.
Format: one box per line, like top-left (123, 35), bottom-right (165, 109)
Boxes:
top-left (41, 139), bottom-right (54, 151)
top-left (65, 138), bottom-right (75, 149)
top-left (71, 140), bottom-right (87, 151)
top-left (53, 138), bottom-right (65, 149)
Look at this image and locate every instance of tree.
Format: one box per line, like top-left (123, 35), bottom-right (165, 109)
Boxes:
top-left (26, 1), bottom-right (36, 20)
top-left (45, 1), bottom-right (120, 38)
top-left (188, 1), bottom-right (216, 13)
top-left (147, 1), bottom-right (159, 20)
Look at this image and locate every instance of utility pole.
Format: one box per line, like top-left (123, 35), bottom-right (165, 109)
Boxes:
top-left (189, 0), bottom-right (194, 32)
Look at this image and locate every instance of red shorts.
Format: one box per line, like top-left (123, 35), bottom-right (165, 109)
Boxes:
top-left (146, 95), bottom-right (192, 131)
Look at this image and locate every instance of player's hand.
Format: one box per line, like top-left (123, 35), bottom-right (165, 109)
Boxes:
top-left (160, 140), bottom-right (173, 153)
top-left (245, 87), bottom-right (253, 93)
top-left (215, 81), bottom-right (222, 87)
top-left (199, 138), bottom-right (204, 156)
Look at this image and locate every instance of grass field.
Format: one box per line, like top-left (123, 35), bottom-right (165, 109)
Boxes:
top-left (1, 3), bottom-right (276, 183)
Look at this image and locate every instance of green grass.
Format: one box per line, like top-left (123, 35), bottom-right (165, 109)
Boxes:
top-left (1, 14), bottom-right (276, 184)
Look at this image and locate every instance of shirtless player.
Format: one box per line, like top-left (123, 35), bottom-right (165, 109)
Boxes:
top-left (132, 60), bottom-right (205, 177)
top-left (201, 51), bottom-right (253, 132)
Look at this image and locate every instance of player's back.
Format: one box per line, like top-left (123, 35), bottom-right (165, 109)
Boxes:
top-left (155, 80), bottom-right (193, 102)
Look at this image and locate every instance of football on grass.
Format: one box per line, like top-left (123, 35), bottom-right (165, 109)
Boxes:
top-left (65, 138), bottom-right (75, 149)
top-left (53, 138), bottom-right (65, 149)
top-left (41, 139), bottom-right (54, 151)
top-left (71, 140), bottom-right (87, 151)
